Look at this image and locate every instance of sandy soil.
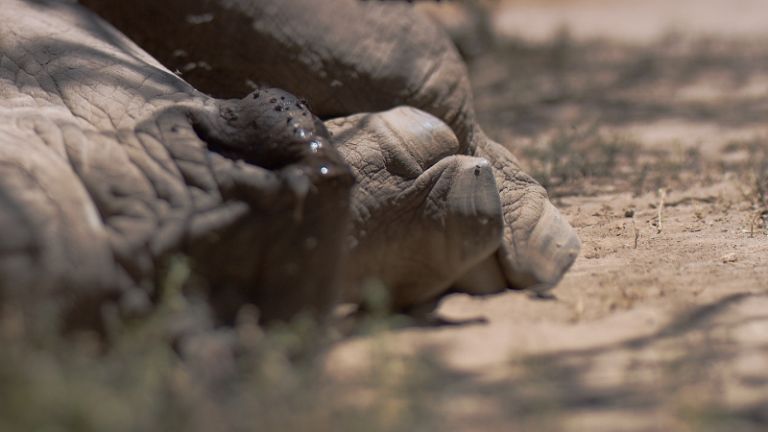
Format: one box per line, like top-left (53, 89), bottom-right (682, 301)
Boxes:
top-left (325, 2), bottom-right (768, 430)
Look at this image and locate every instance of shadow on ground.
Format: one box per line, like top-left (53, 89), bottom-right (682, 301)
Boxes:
top-left (386, 293), bottom-right (768, 431)
top-left (474, 33), bottom-right (768, 137)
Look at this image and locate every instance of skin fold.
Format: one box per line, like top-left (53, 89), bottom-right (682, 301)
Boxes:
top-left (0, 0), bottom-right (352, 329)
top-left (79, 0), bottom-right (581, 300)
top-left (0, 0), bottom-right (581, 330)
top-left (327, 107), bottom-right (504, 307)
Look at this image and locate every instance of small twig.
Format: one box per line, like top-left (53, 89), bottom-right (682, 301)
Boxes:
top-left (664, 196), bottom-right (717, 207)
top-left (657, 188), bottom-right (666, 234)
top-left (632, 215), bottom-right (639, 248)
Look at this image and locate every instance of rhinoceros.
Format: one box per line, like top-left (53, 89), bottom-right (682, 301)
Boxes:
top-left (0, 0), bottom-right (579, 331)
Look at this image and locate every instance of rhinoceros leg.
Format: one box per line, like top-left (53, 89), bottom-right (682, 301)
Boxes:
top-left (0, 0), bottom-right (352, 328)
top-left (78, 0), bottom-right (581, 296)
top-left (327, 107), bottom-right (504, 308)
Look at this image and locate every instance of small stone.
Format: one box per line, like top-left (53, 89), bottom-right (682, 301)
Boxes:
top-left (624, 209), bottom-right (635, 218)
top-left (721, 253), bottom-right (738, 263)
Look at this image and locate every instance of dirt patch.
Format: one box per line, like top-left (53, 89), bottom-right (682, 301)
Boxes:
top-left (325, 2), bottom-right (768, 430)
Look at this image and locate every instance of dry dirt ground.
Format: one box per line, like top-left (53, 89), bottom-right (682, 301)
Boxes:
top-left (325, 1), bottom-right (768, 431)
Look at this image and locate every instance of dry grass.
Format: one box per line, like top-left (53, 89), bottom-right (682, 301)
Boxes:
top-left (515, 123), bottom-right (707, 199)
top-left (0, 260), bottom-right (446, 432)
top-left (519, 123), bottom-right (639, 192)
top-left (722, 137), bottom-right (768, 236)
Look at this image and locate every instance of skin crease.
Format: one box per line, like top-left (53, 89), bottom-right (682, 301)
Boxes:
top-left (0, 0), bottom-right (353, 330)
top-left (79, 0), bottom-right (478, 151)
top-left (78, 0), bottom-right (581, 298)
top-left (1, 0), bottom-right (580, 332)
top-left (0, 0), bottom-right (513, 330)
top-left (327, 107), bottom-right (505, 307)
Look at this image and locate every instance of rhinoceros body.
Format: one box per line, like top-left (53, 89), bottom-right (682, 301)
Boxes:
top-left (0, 0), bottom-right (579, 331)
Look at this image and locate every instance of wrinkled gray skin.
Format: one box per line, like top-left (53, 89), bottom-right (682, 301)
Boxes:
top-left (1, 0), bottom-right (580, 332)
top-left (327, 107), bottom-right (504, 308)
top-left (416, 1), bottom-right (497, 60)
top-left (0, 0), bottom-right (353, 329)
top-left (79, 0), bottom-right (581, 302)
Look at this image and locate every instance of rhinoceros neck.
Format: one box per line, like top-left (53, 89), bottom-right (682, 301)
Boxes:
top-left (1, 0), bottom-right (200, 133)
